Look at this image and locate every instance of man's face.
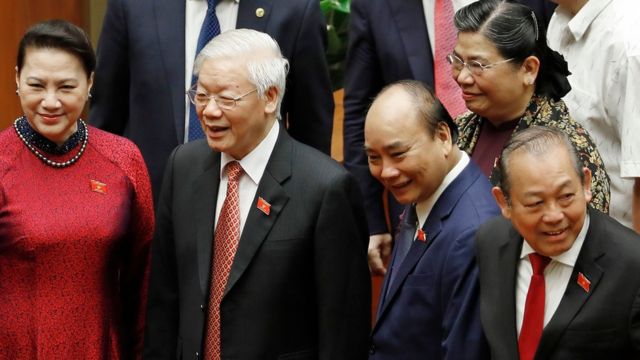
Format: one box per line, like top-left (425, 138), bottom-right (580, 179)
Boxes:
top-left (492, 144), bottom-right (592, 257)
top-left (196, 57), bottom-right (277, 159)
top-left (364, 88), bottom-right (453, 205)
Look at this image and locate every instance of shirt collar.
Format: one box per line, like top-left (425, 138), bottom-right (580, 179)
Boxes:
top-left (520, 211), bottom-right (591, 267)
top-left (220, 120), bottom-right (279, 185)
top-left (561, 0), bottom-right (612, 42)
top-left (415, 151), bottom-right (470, 227)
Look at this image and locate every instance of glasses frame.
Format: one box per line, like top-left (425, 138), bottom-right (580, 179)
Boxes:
top-left (446, 53), bottom-right (515, 76)
top-left (186, 86), bottom-right (258, 110)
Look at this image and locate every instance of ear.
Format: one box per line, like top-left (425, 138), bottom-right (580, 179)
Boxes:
top-left (15, 66), bottom-right (19, 89)
top-left (264, 86), bottom-right (278, 116)
top-left (492, 186), bottom-right (512, 219)
top-left (582, 167), bottom-right (592, 203)
top-left (435, 121), bottom-right (453, 155)
top-left (87, 71), bottom-right (95, 93)
top-left (522, 55), bottom-right (540, 86)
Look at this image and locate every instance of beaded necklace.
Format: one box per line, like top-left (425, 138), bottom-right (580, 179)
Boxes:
top-left (13, 116), bottom-right (89, 168)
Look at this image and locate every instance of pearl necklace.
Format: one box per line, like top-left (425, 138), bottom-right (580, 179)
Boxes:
top-left (13, 117), bottom-right (89, 168)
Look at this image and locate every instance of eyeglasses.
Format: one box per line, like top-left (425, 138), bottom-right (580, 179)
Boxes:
top-left (186, 86), bottom-right (257, 110)
top-left (446, 53), bottom-right (514, 76)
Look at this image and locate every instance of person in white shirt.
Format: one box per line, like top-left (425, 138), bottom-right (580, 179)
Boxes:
top-left (547, 0), bottom-right (640, 232)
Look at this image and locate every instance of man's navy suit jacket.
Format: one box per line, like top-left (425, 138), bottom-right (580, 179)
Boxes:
top-left (369, 161), bottom-right (500, 359)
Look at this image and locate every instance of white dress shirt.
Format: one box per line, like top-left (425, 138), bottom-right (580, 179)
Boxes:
top-left (422, 0), bottom-right (477, 55)
top-left (215, 121), bottom-right (279, 235)
top-left (516, 213), bottom-right (590, 336)
top-left (415, 151), bottom-right (470, 230)
top-left (184, 0), bottom-right (240, 142)
top-left (547, 0), bottom-right (640, 228)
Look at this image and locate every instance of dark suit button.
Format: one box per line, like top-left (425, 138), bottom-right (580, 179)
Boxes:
top-left (369, 344), bottom-right (376, 355)
top-left (200, 304), bottom-right (205, 312)
top-left (195, 351), bottom-right (199, 359)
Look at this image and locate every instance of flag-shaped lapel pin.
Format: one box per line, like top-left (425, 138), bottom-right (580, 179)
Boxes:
top-left (577, 272), bottom-right (590, 293)
top-left (417, 229), bottom-right (426, 242)
top-left (257, 197), bottom-right (271, 215)
top-left (90, 180), bottom-right (108, 194)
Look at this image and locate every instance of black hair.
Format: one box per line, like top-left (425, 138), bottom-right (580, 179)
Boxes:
top-left (454, 0), bottom-right (571, 100)
top-left (17, 19), bottom-right (95, 78)
top-left (377, 80), bottom-right (459, 142)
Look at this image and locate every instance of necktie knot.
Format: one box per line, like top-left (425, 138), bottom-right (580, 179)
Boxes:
top-left (529, 253), bottom-right (551, 275)
top-left (207, 0), bottom-right (217, 10)
top-left (226, 161), bottom-right (243, 183)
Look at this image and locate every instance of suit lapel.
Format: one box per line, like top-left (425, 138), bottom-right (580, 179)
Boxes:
top-left (194, 150), bottom-right (222, 295)
top-left (386, 0), bottom-right (434, 85)
top-left (374, 163), bottom-right (476, 328)
top-left (536, 209), bottom-right (605, 358)
top-left (493, 225), bottom-right (522, 358)
top-left (223, 129), bottom-right (292, 296)
top-left (237, 0), bottom-right (272, 31)
top-left (153, 0), bottom-right (187, 143)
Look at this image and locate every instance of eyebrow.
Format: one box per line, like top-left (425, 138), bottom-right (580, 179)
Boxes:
top-left (26, 76), bottom-right (78, 84)
top-left (363, 141), bottom-right (407, 153)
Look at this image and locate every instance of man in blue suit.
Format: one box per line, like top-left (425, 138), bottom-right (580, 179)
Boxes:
top-left (345, 0), bottom-right (557, 276)
top-left (364, 80), bottom-right (500, 359)
top-left (90, 0), bottom-right (333, 201)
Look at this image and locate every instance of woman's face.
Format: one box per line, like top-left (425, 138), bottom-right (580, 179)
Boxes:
top-left (16, 47), bottom-right (92, 146)
top-left (452, 32), bottom-right (534, 124)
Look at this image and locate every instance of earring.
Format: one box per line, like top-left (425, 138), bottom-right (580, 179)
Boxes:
top-left (15, 88), bottom-right (19, 95)
top-left (88, 93), bottom-right (92, 99)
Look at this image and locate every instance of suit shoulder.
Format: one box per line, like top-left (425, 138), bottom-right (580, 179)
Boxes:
top-left (290, 140), bottom-right (349, 179)
top-left (591, 210), bottom-right (640, 260)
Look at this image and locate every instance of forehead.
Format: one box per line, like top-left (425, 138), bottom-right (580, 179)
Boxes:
top-left (20, 47), bottom-right (84, 76)
top-left (506, 145), bottom-right (580, 193)
top-left (197, 56), bottom-right (250, 89)
top-left (364, 89), bottom-right (425, 145)
top-left (454, 31), bottom-right (501, 60)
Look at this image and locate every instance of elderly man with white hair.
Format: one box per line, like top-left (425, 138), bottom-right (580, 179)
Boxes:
top-left (144, 29), bottom-right (371, 360)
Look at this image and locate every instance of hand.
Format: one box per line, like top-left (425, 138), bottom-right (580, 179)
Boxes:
top-left (368, 233), bottom-right (393, 276)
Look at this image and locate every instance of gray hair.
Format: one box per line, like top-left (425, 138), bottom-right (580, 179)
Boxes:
top-left (193, 29), bottom-right (290, 116)
top-left (498, 126), bottom-right (584, 200)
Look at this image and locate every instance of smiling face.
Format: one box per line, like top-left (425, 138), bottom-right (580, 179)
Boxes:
top-left (492, 144), bottom-right (592, 257)
top-left (364, 87), bottom-right (455, 205)
top-left (195, 56), bottom-right (278, 159)
top-left (452, 32), bottom-right (537, 125)
top-left (16, 47), bottom-right (92, 146)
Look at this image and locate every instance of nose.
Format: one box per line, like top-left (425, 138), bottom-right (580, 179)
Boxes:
top-left (454, 67), bottom-right (474, 86)
top-left (201, 98), bottom-right (223, 119)
top-left (541, 202), bottom-right (564, 224)
top-left (380, 161), bottom-right (400, 180)
top-left (41, 91), bottom-right (62, 109)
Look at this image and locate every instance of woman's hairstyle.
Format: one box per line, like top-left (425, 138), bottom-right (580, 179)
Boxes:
top-left (17, 19), bottom-right (95, 78)
top-left (193, 29), bottom-right (290, 117)
top-left (454, 0), bottom-right (570, 100)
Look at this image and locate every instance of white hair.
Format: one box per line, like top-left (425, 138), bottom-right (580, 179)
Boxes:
top-left (193, 29), bottom-right (290, 116)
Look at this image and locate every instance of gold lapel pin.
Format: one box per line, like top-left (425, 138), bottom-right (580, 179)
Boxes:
top-left (256, 7), bottom-right (265, 18)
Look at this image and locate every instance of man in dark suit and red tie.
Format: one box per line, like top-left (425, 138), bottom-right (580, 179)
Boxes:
top-left (364, 80), bottom-right (499, 359)
top-left (477, 126), bottom-right (640, 359)
top-left (143, 29), bottom-right (371, 359)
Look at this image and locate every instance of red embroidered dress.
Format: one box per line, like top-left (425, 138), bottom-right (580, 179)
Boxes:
top-left (0, 119), bottom-right (154, 359)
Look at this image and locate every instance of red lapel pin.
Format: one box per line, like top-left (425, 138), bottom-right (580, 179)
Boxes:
top-left (417, 229), bottom-right (426, 242)
top-left (257, 197), bottom-right (271, 215)
top-left (90, 180), bottom-right (108, 194)
top-left (577, 272), bottom-right (590, 293)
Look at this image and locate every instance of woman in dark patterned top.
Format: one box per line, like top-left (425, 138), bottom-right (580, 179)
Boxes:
top-left (449, 0), bottom-right (610, 213)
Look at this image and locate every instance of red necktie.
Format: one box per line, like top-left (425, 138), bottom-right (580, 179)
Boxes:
top-left (518, 253), bottom-right (551, 360)
top-left (434, 0), bottom-right (467, 117)
top-left (204, 161), bottom-right (243, 360)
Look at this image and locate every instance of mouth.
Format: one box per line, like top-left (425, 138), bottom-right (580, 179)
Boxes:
top-left (543, 226), bottom-right (568, 239)
top-left (388, 179), bottom-right (411, 191)
top-left (39, 113), bottom-right (63, 122)
top-left (203, 124), bottom-right (230, 137)
top-left (461, 92), bottom-right (479, 101)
